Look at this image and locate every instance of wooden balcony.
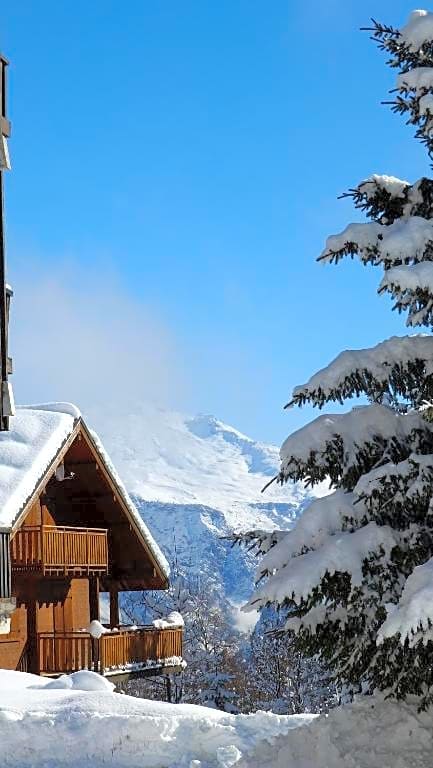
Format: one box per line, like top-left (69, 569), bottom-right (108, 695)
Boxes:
top-left (11, 525), bottom-right (109, 576)
top-left (38, 626), bottom-right (183, 679)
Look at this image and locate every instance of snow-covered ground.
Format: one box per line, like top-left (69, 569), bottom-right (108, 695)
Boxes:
top-left (247, 694), bottom-right (433, 768)
top-left (0, 670), bottom-right (313, 768)
top-left (2, 670), bottom-right (433, 767)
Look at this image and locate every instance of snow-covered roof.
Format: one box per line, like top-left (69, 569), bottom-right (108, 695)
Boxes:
top-left (0, 403), bottom-right (169, 578)
top-left (0, 403), bottom-right (77, 530)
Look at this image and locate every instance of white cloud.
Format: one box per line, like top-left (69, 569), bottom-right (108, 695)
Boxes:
top-left (8, 262), bottom-right (188, 417)
top-left (231, 601), bottom-right (259, 634)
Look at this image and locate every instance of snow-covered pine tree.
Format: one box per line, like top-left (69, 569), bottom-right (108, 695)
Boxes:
top-left (240, 10), bottom-right (433, 709)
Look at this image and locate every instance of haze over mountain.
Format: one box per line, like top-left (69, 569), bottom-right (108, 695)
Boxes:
top-left (88, 403), bottom-right (328, 610)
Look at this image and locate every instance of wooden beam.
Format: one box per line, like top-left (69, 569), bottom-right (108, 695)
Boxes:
top-left (109, 587), bottom-right (119, 629)
top-left (89, 576), bottom-right (100, 622)
top-left (62, 494), bottom-right (114, 503)
top-left (64, 462), bottom-right (99, 471)
top-left (26, 599), bottom-right (38, 674)
top-left (101, 576), bottom-right (165, 592)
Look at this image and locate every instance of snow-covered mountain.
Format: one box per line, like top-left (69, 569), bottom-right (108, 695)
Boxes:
top-left (87, 404), bottom-right (327, 607)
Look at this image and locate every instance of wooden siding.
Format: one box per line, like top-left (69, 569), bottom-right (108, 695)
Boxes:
top-left (0, 604), bottom-right (27, 670)
top-left (0, 577), bottom-right (91, 672)
top-left (36, 579), bottom-right (89, 635)
top-left (11, 525), bottom-right (108, 575)
top-left (71, 579), bottom-right (89, 629)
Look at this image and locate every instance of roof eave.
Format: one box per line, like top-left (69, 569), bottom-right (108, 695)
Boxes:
top-left (78, 419), bottom-right (169, 587)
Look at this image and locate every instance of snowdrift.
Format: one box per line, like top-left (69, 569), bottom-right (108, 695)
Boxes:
top-left (247, 694), bottom-right (433, 768)
top-left (2, 670), bottom-right (433, 767)
top-left (0, 670), bottom-right (312, 768)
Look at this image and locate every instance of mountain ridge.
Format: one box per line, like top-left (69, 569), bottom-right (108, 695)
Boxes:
top-left (87, 404), bottom-right (326, 606)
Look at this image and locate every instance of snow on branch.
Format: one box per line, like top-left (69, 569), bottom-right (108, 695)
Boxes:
top-left (377, 556), bottom-right (433, 646)
top-left (351, 175), bottom-right (410, 225)
top-left (319, 216), bottom-right (433, 268)
top-left (353, 453), bottom-right (433, 527)
top-left (343, 176), bottom-right (433, 226)
top-left (400, 11), bottom-right (433, 53)
top-left (366, 12), bottom-right (433, 76)
top-left (368, 12), bottom-right (433, 157)
top-left (255, 490), bottom-right (367, 582)
top-left (279, 404), bottom-right (429, 489)
top-left (288, 335), bottom-right (433, 409)
top-left (285, 603), bottom-right (348, 635)
top-left (359, 174), bottom-right (409, 200)
top-left (243, 522), bottom-right (399, 612)
top-left (379, 261), bottom-right (433, 326)
top-left (229, 528), bottom-right (288, 557)
top-left (398, 67), bottom-right (433, 94)
top-left (354, 452), bottom-right (433, 500)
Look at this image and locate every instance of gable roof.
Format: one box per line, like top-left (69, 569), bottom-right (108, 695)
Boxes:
top-left (0, 403), bottom-right (169, 580)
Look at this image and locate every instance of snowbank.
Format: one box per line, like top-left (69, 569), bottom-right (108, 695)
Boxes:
top-left (0, 670), bottom-right (313, 768)
top-left (240, 694), bottom-right (433, 768)
top-left (2, 671), bottom-right (433, 767)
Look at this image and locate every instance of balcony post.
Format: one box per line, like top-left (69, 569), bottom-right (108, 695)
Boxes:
top-left (26, 597), bottom-right (38, 674)
top-left (109, 585), bottom-right (119, 629)
top-left (89, 576), bottom-right (99, 621)
top-left (40, 524), bottom-right (44, 574)
top-left (89, 575), bottom-right (100, 673)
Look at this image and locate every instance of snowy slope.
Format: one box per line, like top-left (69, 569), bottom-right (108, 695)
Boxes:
top-left (87, 405), bottom-right (321, 516)
top-left (87, 404), bottom-right (326, 604)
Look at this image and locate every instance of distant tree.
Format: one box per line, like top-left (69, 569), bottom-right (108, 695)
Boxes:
top-left (185, 596), bottom-right (240, 712)
top-left (123, 566), bottom-right (242, 710)
top-left (243, 611), bottom-right (335, 715)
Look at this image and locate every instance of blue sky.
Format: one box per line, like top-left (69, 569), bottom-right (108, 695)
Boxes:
top-left (1, 1), bottom-right (430, 444)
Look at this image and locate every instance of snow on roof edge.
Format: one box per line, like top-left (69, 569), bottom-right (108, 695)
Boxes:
top-left (1, 406), bottom-right (79, 531)
top-left (86, 425), bottom-right (170, 580)
top-left (19, 402), bottom-right (82, 420)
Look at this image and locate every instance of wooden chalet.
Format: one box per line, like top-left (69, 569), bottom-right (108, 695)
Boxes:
top-left (0, 403), bottom-right (183, 681)
top-left (0, 54), bottom-right (182, 682)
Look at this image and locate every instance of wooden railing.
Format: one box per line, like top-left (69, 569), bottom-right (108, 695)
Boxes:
top-left (39, 632), bottom-right (93, 675)
top-left (100, 627), bottom-right (183, 673)
top-left (11, 525), bottom-right (108, 575)
top-left (37, 627), bottom-right (183, 676)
